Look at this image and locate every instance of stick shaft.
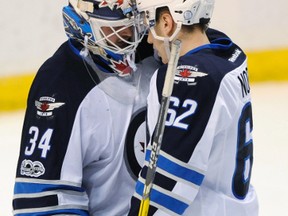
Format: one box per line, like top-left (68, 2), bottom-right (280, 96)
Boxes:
top-left (138, 39), bottom-right (182, 216)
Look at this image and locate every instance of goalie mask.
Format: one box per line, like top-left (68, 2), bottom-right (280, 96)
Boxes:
top-left (135, 0), bottom-right (215, 42)
top-left (63, 0), bottom-right (143, 76)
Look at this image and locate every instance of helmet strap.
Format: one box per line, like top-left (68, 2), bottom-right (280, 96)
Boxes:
top-left (126, 52), bottom-right (137, 72)
top-left (150, 21), bottom-right (182, 61)
top-left (163, 37), bottom-right (171, 61)
top-left (80, 35), bottom-right (89, 57)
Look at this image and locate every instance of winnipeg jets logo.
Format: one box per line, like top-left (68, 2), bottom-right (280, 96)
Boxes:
top-left (99, 0), bottom-right (124, 10)
top-left (175, 65), bottom-right (208, 85)
top-left (35, 96), bottom-right (65, 117)
top-left (125, 109), bottom-right (147, 180)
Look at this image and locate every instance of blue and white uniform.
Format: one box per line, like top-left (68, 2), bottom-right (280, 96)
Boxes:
top-left (12, 40), bottom-right (159, 216)
top-left (129, 37), bottom-right (259, 215)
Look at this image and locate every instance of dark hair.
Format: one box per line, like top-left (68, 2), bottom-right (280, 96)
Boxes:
top-left (155, 6), bottom-right (170, 23)
top-left (182, 23), bottom-right (208, 33)
top-left (155, 6), bottom-right (208, 33)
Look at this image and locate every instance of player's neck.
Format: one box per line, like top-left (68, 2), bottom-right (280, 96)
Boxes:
top-left (178, 29), bottom-right (210, 56)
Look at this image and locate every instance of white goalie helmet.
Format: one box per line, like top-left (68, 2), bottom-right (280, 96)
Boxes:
top-left (135, 0), bottom-right (215, 42)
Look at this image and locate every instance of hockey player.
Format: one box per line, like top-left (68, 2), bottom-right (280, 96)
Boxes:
top-left (129, 0), bottom-right (259, 215)
top-left (12, 0), bottom-right (159, 215)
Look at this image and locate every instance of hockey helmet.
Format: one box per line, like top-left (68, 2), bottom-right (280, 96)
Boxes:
top-left (62, 0), bottom-right (143, 76)
top-left (135, 0), bottom-right (215, 42)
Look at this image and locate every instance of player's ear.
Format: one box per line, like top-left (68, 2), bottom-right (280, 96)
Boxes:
top-left (159, 12), bottom-right (174, 37)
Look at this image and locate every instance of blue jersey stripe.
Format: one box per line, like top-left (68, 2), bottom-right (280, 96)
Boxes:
top-left (185, 38), bottom-right (233, 56)
top-left (146, 149), bottom-right (204, 186)
top-left (14, 208), bottom-right (89, 216)
top-left (14, 182), bottom-right (84, 194)
top-left (136, 181), bottom-right (188, 215)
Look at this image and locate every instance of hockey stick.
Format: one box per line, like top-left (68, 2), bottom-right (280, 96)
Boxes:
top-left (138, 39), bottom-right (182, 216)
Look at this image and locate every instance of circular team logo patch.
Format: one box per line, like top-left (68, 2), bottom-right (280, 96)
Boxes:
top-left (125, 109), bottom-right (148, 180)
top-left (20, 159), bottom-right (45, 177)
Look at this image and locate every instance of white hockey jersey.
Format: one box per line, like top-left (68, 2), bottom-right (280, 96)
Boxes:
top-left (129, 38), bottom-right (259, 215)
top-left (12, 40), bottom-right (160, 216)
top-left (61, 62), bottom-right (157, 215)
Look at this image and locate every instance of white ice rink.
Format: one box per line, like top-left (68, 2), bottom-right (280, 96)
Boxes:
top-left (1, 82), bottom-right (288, 215)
